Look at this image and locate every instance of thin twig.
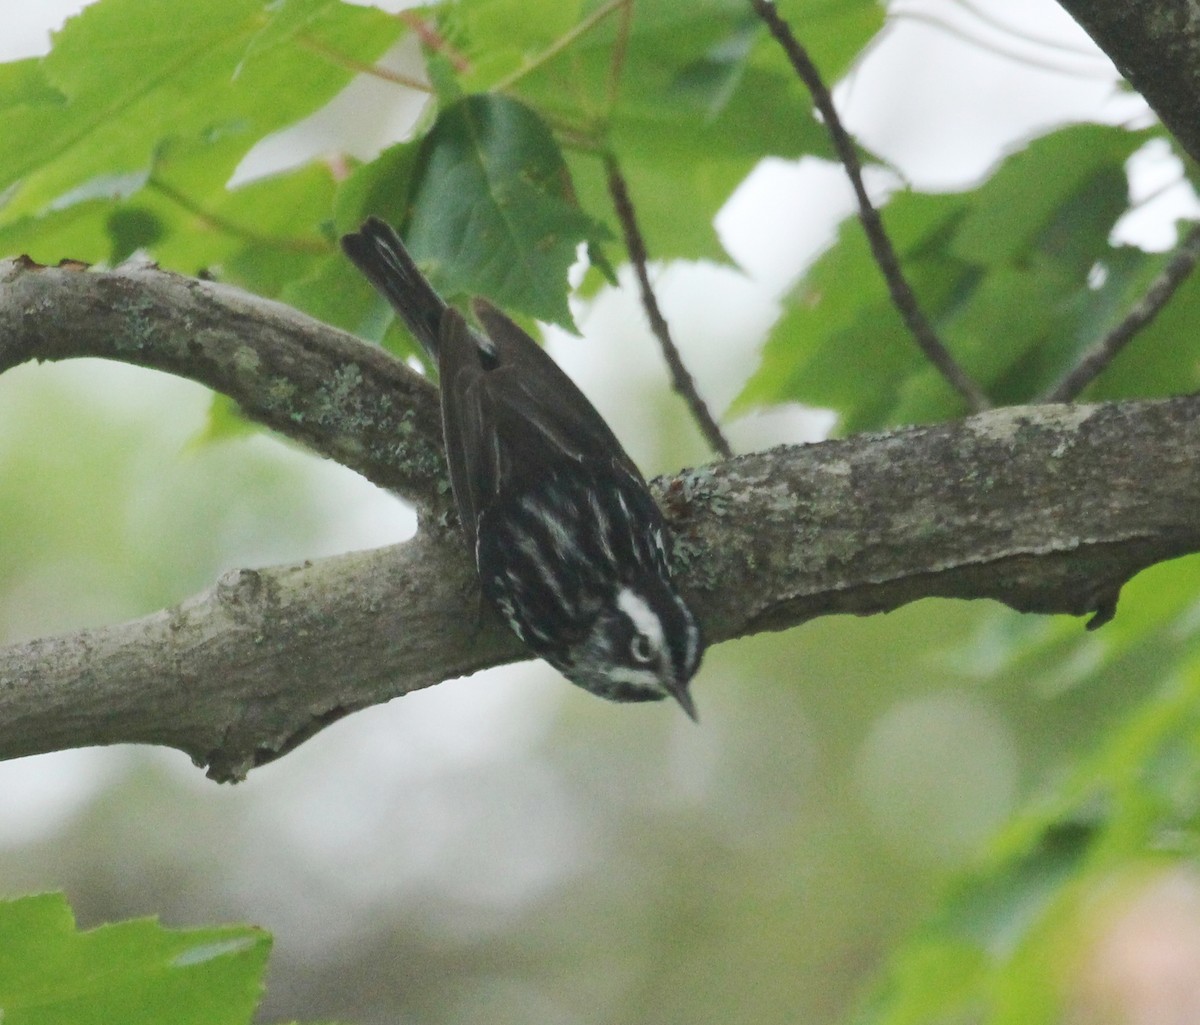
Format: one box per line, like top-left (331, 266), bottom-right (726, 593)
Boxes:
top-left (951, 0), bottom-right (1104, 59)
top-left (605, 156), bottom-right (734, 459)
top-left (890, 8), bottom-right (1110, 77)
top-left (1044, 222), bottom-right (1200, 402)
top-left (750, 0), bottom-right (990, 413)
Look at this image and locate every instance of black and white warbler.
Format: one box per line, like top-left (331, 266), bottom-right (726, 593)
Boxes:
top-left (341, 218), bottom-right (703, 717)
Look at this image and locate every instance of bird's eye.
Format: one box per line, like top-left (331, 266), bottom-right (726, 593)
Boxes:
top-left (629, 633), bottom-right (654, 664)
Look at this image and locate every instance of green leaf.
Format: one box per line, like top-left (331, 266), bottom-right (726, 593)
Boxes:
top-left (0, 199), bottom-right (128, 266)
top-left (160, 162), bottom-right (336, 285)
top-left (589, 0), bottom-right (882, 261)
top-left (0, 893), bottom-right (270, 1025)
top-left (280, 250), bottom-right (387, 337)
top-left (671, 17), bottom-right (760, 117)
top-left (192, 394), bottom-right (259, 447)
top-left (0, 57), bottom-right (65, 111)
top-left (0, 0), bottom-right (401, 244)
top-left (856, 555), bottom-right (1200, 1025)
top-left (736, 188), bottom-right (974, 430)
top-left (1085, 244), bottom-right (1200, 401)
top-left (238, 0), bottom-right (354, 65)
top-left (438, 0), bottom-right (882, 262)
top-left (402, 93), bottom-right (609, 326)
top-left (333, 140), bottom-right (426, 237)
top-left (738, 123), bottom-right (1153, 430)
top-left (285, 143), bottom-right (433, 348)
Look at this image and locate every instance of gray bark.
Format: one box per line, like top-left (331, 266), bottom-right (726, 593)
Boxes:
top-left (1055, 0), bottom-right (1200, 165)
top-left (1, 259), bottom-right (1197, 780)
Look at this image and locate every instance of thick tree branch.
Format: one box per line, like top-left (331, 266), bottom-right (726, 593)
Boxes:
top-left (1054, 0), bottom-right (1200, 166)
top-left (0, 256), bottom-right (449, 519)
top-left (1, 260), bottom-right (1199, 780)
top-left (0, 537), bottom-right (524, 784)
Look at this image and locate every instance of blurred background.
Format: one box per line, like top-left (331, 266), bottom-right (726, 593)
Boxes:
top-left (2, 1), bottom-right (1198, 1022)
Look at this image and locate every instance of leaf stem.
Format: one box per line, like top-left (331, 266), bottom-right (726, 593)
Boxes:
top-left (293, 31), bottom-right (431, 92)
top-left (607, 0), bottom-right (634, 109)
top-left (493, 0), bottom-right (628, 92)
top-left (146, 178), bottom-right (327, 255)
top-left (538, 110), bottom-right (607, 154)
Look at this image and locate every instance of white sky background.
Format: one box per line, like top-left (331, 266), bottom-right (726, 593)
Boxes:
top-left (0, 0), bottom-right (1193, 868)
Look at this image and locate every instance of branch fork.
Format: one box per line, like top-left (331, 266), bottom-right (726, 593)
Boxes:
top-left (2, 259), bottom-right (1198, 778)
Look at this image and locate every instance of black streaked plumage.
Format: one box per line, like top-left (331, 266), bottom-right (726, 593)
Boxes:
top-left (341, 217), bottom-right (702, 716)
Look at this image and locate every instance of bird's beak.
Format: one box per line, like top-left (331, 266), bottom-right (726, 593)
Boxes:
top-left (669, 684), bottom-right (699, 723)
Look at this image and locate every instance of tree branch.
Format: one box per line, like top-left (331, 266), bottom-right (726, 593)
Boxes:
top-left (2, 259), bottom-right (1199, 781)
top-left (0, 536), bottom-right (523, 784)
top-left (1044, 221), bottom-right (1200, 402)
top-left (750, 0), bottom-right (990, 413)
top-left (1053, 0), bottom-right (1200, 166)
top-left (604, 156), bottom-right (734, 459)
top-left (0, 256), bottom-right (449, 519)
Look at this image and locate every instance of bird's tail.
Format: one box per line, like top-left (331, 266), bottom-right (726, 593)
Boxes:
top-left (341, 217), bottom-right (445, 359)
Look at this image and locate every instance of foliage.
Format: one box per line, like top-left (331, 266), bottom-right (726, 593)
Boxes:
top-left (736, 123), bottom-right (1173, 430)
top-left (853, 555), bottom-right (1200, 1024)
top-left (0, 0), bottom-right (881, 345)
top-left (0, 892), bottom-right (270, 1024)
top-left (1, 0), bottom-right (1200, 1023)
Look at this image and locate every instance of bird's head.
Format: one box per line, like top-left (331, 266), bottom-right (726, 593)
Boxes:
top-left (560, 579), bottom-right (702, 720)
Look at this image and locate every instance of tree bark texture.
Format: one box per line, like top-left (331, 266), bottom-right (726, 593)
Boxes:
top-left (1054, 0), bottom-right (1200, 166)
top-left (1, 259), bottom-right (1197, 780)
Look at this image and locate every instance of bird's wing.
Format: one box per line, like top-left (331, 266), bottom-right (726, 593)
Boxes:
top-left (437, 304), bottom-right (647, 550)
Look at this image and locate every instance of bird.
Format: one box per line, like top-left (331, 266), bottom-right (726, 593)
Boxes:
top-left (341, 217), bottom-right (703, 718)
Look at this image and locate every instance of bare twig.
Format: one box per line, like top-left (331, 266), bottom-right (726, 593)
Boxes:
top-left (1044, 222), bottom-right (1200, 402)
top-left (604, 156), bottom-right (734, 459)
top-left (749, 0), bottom-right (990, 413)
top-left (890, 8), bottom-right (1110, 77)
